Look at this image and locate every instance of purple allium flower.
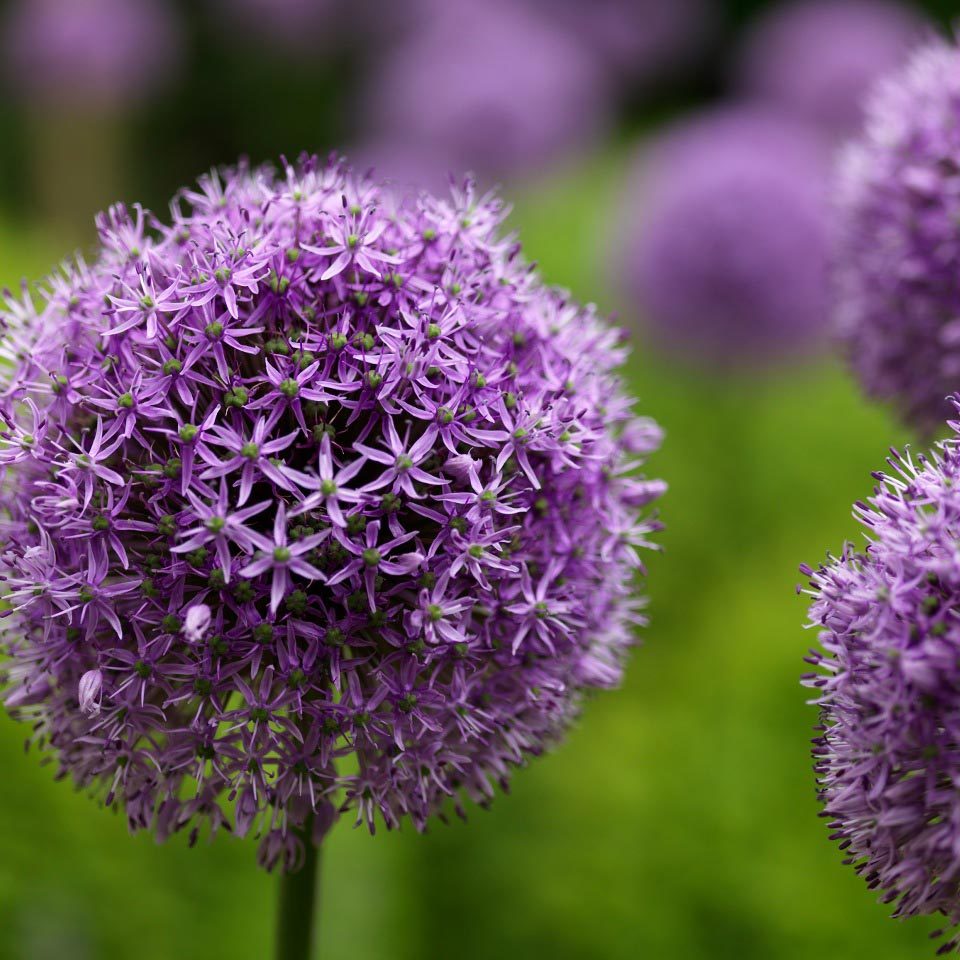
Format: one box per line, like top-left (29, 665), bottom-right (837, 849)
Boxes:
top-left (801, 404), bottom-right (960, 952)
top-left (2, 0), bottom-right (181, 109)
top-left (212, 0), bottom-right (340, 54)
top-left (521, 0), bottom-right (714, 88)
top-left (834, 36), bottom-right (960, 435)
top-left (620, 108), bottom-right (830, 367)
top-left (737, 0), bottom-right (925, 142)
top-left (0, 155), bottom-right (664, 870)
top-left (360, 0), bottom-right (609, 186)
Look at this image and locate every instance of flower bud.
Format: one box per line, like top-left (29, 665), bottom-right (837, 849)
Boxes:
top-left (78, 669), bottom-right (103, 717)
top-left (182, 603), bottom-right (212, 643)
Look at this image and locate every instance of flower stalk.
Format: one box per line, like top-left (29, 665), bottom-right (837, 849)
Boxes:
top-left (276, 825), bottom-right (320, 960)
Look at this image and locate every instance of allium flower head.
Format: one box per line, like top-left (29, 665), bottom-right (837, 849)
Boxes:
top-left (620, 108), bottom-right (830, 367)
top-left (361, 0), bottom-right (609, 186)
top-left (737, 0), bottom-right (925, 140)
top-left (213, 0), bottom-right (340, 54)
top-left (802, 403), bottom-right (960, 951)
top-left (0, 155), bottom-right (663, 869)
top-left (834, 36), bottom-right (960, 435)
top-left (522, 0), bottom-right (714, 88)
top-left (3, 0), bottom-right (181, 109)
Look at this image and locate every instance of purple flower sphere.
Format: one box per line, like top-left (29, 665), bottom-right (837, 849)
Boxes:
top-left (834, 37), bottom-right (960, 435)
top-left (522, 0), bottom-right (714, 88)
top-left (3, 0), bottom-right (181, 109)
top-left (802, 407), bottom-right (960, 951)
top-left (737, 0), bottom-right (925, 140)
top-left (0, 155), bottom-right (664, 870)
top-left (360, 0), bottom-right (609, 185)
top-left (212, 0), bottom-right (340, 54)
top-left (620, 109), bottom-right (830, 367)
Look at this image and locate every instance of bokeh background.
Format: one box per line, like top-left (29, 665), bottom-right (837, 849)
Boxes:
top-left (0, 0), bottom-right (955, 957)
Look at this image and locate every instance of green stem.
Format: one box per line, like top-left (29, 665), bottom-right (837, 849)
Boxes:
top-left (276, 823), bottom-right (320, 960)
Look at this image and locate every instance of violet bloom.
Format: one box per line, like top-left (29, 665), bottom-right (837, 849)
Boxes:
top-left (2, 0), bottom-right (181, 109)
top-left (801, 401), bottom-right (960, 953)
top-left (361, 0), bottom-right (609, 186)
top-left (522, 0), bottom-right (714, 88)
top-left (212, 0), bottom-right (340, 53)
top-left (737, 0), bottom-right (926, 141)
top-left (620, 108), bottom-right (830, 368)
top-left (835, 37), bottom-right (960, 435)
top-left (0, 155), bottom-right (664, 870)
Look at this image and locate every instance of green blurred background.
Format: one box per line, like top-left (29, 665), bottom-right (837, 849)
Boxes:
top-left (0, 0), bottom-right (952, 957)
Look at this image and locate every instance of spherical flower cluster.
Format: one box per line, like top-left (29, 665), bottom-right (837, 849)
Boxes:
top-left (0, 155), bottom-right (664, 870)
top-left (2, 0), bottom-right (181, 110)
top-left (835, 37), bottom-right (960, 435)
top-left (737, 0), bottom-right (925, 141)
top-left (802, 407), bottom-right (960, 951)
top-left (521, 0), bottom-right (714, 88)
top-left (213, 0), bottom-right (339, 54)
top-left (620, 108), bottom-right (830, 367)
top-left (361, 0), bottom-right (608, 186)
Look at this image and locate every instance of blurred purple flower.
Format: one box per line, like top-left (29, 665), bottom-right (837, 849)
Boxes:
top-left (0, 155), bottom-right (663, 869)
top-left (802, 405), bottom-right (960, 953)
top-left (737, 0), bottom-right (926, 141)
top-left (360, 0), bottom-right (610, 186)
top-left (522, 0), bottom-right (714, 87)
top-left (834, 36), bottom-right (960, 435)
top-left (212, 0), bottom-right (341, 54)
top-left (3, 0), bottom-right (181, 109)
top-left (620, 108), bottom-right (830, 368)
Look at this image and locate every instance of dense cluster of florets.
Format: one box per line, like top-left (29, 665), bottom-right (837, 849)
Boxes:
top-left (519, 0), bottom-right (714, 88)
top-left (737, 0), bottom-right (923, 141)
top-left (620, 108), bottom-right (829, 367)
top-left (2, 0), bottom-right (180, 109)
top-left (835, 37), bottom-right (960, 435)
top-left (802, 409), bottom-right (960, 951)
top-left (0, 155), bottom-right (663, 869)
top-left (361, 0), bottom-right (609, 187)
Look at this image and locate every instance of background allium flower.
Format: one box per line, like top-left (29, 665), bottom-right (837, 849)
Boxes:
top-left (801, 403), bottom-right (960, 952)
top-left (619, 108), bottom-right (830, 367)
top-left (0, 155), bottom-right (663, 870)
top-left (359, 0), bottom-right (609, 186)
top-left (2, 0), bottom-right (181, 109)
top-left (212, 0), bottom-right (340, 54)
top-left (835, 36), bottom-right (960, 435)
top-left (737, 0), bottom-right (925, 141)
top-left (521, 0), bottom-right (714, 89)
